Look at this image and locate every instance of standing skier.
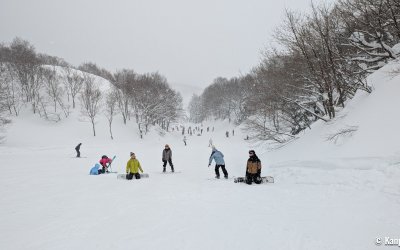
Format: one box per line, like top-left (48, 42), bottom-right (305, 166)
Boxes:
top-left (99, 155), bottom-right (113, 173)
top-left (208, 146), bottom-right (228, 179)
top-left (75, 143), bottom-right (82, 158)
top-left (126, 152), bottom-right (144, 180)
top-left (246, 150), bottom-right (262, 185)
top-left (183, 136), bottom-right (187, 146)
top-left (162, 144), bottom-right (174, 172)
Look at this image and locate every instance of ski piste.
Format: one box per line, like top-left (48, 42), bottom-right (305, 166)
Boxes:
top-left (234, 176), bottom-right (274, 183)
top-left (117, 173), bottom-right (150, 180)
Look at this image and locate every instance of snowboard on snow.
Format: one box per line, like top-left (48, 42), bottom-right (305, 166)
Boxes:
top-left (160, 171), bottom-right (181, 174)
top-left (207, 176), bottom-right (233, 181)
top-left (234, 176), bottom-right (274, 184)
top-left (117, 173), bottom-right (150, 180)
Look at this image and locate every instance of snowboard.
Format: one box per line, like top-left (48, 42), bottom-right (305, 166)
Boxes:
top-left (160, 171), bottom-right (181, 174)
top-left (207, 176), bottom-right (233, 180)
top-left (117, 173), bottom-right (149, 180)
top-left (234, 176), bottom-right (274, 184)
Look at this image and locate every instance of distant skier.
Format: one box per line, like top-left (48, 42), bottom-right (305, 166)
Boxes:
top-left (99, 155), bottom-right (113, 173)
top-left (225, 131), bottom-right (229, 137)
top-left (208, 146), bottom-right (228, 179)
top-left (208, 138), bottom-right (213, 147)
top-left (162, 144), bottom-right (174, 172)
top-left (232, 129), bottom-right (234, 136)
top-left (183, 136), bottom-right (187, 146)
top-left (246, 150), bottom-right (262, 185)
top-left (75, 143), bottom-right (82, 158)
top-left (126, 152), bottom-right (144, 180)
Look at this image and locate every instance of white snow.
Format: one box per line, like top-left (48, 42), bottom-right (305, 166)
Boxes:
top-left (0, 62), bottom-right (399, 250)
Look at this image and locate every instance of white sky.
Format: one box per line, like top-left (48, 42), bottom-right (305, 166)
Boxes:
top-left (0, 0), bottom-right (332, 88)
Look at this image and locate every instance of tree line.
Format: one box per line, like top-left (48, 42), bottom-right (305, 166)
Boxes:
top-left (188, 0), bottom-right (400, 145)
top-left (0, 37), bottom-right (183, 139)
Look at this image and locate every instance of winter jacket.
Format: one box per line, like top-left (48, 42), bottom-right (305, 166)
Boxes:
top-left (99, 157), bottom-right (112, 167)
top-left (89, 163), bottom-right (101, 175)
top-left (246, 156), bottom-right (261, 174)
top-left (162, 149), bottom-right (172, 161)
top-left (75, 143), bottom-right (81, 150)
top-left (126, 158), bottom-right (143, 174)
top-left (209, 150), bottom-right (225, 165)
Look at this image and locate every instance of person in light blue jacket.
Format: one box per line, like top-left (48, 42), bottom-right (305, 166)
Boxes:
top-left (89, 163), bottom-right (101, 175)
top-left (208, 146), bottom-right (228, 179)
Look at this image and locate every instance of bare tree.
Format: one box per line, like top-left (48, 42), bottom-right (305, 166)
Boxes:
top-left (62, 67), bottom-right (84, 109)
top-left (43, 66), bottom-right (63, 113)
top-left (188, 94), bottom-right (205, 123)
top-left (104, 89), bottom-right (118, 139)
top-left (7, 38), bottom-right (41, 103)
top-left (113, 69), bottom-right (135, 124)
top-left (337, 0), bottom-right (400, 70)
top-left (326, 125), bottom-right (358, 144)
top-left (0, 63), bottom-right (22, 116)
top-left (79, 74), bottom-right (102, 136)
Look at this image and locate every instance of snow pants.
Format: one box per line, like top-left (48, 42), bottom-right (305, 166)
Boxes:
top-left (246, 173), bottom-right (261, 185)
top-left (126, 173), bottom-right (141, 180)
top-left (163, 159), bottom-right (174, 171)
top-left (215, 164), bottom-right (228, 178)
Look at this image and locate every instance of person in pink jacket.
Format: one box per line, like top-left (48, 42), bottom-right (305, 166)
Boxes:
top-left (99, 155), bottom-right (112, 173)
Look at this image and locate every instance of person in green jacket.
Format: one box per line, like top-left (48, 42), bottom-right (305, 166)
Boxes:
top-left (126, 152), bottom-right (144, 180)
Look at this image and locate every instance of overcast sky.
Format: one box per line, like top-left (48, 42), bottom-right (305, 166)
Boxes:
top-left (0, 0), bottom-right (331, 89)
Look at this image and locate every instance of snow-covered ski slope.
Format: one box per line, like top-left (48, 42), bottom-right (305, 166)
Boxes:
top-left (1, 62), bottom-right (399, 250)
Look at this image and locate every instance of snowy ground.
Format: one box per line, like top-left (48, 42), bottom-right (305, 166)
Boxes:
top-left (1, 62), bottom-right (400, 250)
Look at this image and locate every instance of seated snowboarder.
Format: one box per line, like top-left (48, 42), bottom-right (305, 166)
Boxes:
top-left (208, 146), bottom-right (228, 179)
top-left (99, 155), bottom-right (112, 174)
top-left (162, 144), bottom-right (174, 172)
top-left (89, 163), bottom-right (102, 175)
top-left (126, 152), bottom-right (144, 179)
top-left (246, 150), bottom-right (262, 184)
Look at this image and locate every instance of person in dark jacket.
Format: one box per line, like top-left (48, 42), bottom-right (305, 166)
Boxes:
top-left (162, 144), bottom-right (174, 172)
top-left (246, 150), bottom-right (262, 184)
top-left (75, 143), bottom-right (82, 157)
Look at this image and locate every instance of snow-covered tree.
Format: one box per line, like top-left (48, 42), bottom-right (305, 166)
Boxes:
top-left (62, 67), bottom-right (84, 109)
top-left (79, 74), bottom-right (102, 136)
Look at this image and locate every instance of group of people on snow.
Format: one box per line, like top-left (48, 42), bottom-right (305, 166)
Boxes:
top-left (84, 142), bottom-right (263, 185)
top-left (208, 146), bottom-right (262, 184)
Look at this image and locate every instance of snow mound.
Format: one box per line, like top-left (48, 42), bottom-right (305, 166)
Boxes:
top-left (268, 60), bottom-right (400, 163)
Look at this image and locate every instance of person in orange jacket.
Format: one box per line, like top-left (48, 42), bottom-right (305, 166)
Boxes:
top-left (246, 150), bottom-right (262, 184)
